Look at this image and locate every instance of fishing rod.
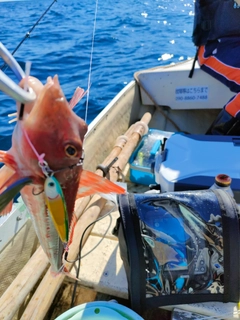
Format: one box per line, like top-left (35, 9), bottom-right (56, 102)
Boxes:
top-left (0, 0), bottom-right (57, 71)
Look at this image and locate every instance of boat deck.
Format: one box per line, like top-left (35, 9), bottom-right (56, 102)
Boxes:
top-left (48, 178), bottom-right (239, 320)
top-left (47, 180), bottom-right (173, 320)
top-left (1, 175), bottom-right (239, 319)
top-left (1, 98), bottom-right (240, 319)
top-left (73, 179), bottom-right (147, 299)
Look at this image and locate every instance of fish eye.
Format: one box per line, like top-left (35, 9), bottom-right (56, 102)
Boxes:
top-left (65, 144), bottom-right (78, 157)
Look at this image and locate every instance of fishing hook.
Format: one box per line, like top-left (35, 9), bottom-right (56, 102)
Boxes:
top-left (32, 187), bottom-right (44, 196)
top-left (53, 155), bottom-right (85, 174)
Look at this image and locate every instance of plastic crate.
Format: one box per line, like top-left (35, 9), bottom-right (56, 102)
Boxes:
top-left (129, 129), bottom-right (173, 185)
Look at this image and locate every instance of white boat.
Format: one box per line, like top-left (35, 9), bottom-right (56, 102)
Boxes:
top-left (0, 58), bottom-right (239, 320)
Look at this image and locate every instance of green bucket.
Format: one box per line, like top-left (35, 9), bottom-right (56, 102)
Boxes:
top-left (55, 301), bottom-right (144, 320)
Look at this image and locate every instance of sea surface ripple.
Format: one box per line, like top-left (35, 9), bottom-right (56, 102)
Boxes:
top-left (0, 0), bottom-right (195, 149)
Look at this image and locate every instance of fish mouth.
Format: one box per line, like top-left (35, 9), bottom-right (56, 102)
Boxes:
top-left (0, 42), bottom-right (36, 103)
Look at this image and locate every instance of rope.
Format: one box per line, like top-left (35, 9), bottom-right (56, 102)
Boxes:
top-left (85, 0), bottom-right (99, 123)
top-left (0, 0), bottom-right (57, 71)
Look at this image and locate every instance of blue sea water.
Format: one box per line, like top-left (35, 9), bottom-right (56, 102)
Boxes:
top-left (0, 0), bottom-right (195, 150)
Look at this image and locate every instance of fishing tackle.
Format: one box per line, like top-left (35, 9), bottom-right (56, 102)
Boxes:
top-left (23, 127), bottom-right (70, 243)
top-left (44, 176), bottom-right (69, 243)
top-left (32, 187), bottom-right (44, 196)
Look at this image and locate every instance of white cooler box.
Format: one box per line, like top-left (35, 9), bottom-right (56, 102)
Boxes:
top-left (155, 133), bottom-right (240, 193)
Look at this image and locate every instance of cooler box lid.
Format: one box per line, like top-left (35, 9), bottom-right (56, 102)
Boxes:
top-left (158, 133), bottom-right (240, 192)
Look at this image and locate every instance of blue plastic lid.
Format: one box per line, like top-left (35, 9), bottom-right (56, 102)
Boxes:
top-left (55, 301), bottom-right (144, 320)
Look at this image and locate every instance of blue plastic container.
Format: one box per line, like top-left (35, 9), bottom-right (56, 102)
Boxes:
top-left (129, 129), bottom-right (173, 185)
top-left (54, 301), bottom-right (144, 320)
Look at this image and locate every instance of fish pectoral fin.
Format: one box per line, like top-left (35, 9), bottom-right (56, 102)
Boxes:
top-left (0, 150), bottom-right (17, 170)
top-left (0, 201), bottom-right (13, 216)
top-left (0, 165), bottom-right (16, 188)
top-left (0, 177), bottom-right (32, 215)
top-left (77, 170), bottom-right (126, 198)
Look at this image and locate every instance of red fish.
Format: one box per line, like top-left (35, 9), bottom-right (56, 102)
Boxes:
top-left (0, 75), bottom-right (125, 273)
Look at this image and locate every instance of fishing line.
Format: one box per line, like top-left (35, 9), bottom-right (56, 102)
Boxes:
top-left (70, 202), bottom-right (117, 307)
top-left (81, 214), bottom-right (112, 259)
top-left (65, 213), bottom-right (113, 263)
top-left (0, 0), bottom-right (57, 71)
top-left (84, 0), bottom-right (99, 123)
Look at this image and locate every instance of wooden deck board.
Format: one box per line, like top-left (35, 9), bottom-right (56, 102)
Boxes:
top-left (72, 234), bottom-right (128, 299)
top-left (90, 206), bottom-right (120, 240)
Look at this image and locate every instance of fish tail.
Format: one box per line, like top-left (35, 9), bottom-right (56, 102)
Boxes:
top-left (56, 248), bottom-right (81, 281)
top-left (77, 170), bottom-right (126, 198)
top-left (49, 265), bottom-right (79, 281)
top-left (62, 266), bottom-right (81, 281)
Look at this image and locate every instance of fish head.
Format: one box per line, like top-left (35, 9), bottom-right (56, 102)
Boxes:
top-left (17, 76), bottom-right (44, 118)
top-left (22, 75), bottom-right (88, 173)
